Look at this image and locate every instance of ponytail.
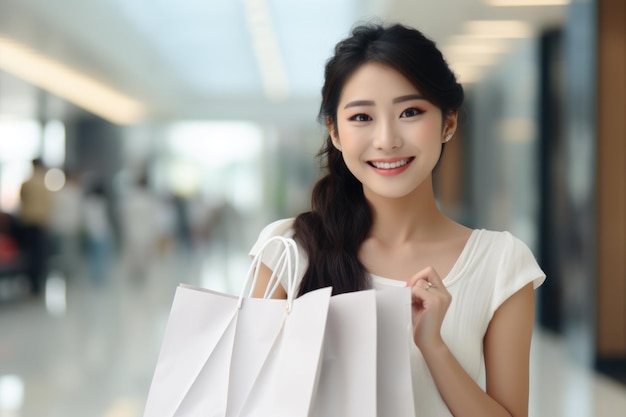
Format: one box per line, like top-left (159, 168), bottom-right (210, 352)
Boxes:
top-left (294, 138), bottom-right (372, 296)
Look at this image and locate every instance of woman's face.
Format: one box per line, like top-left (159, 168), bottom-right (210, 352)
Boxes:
top-left (330, 62), bottom-right (456, 201)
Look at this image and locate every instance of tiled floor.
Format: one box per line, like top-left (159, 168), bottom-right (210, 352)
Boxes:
top-left (1, 241), bottom-right (625, 417)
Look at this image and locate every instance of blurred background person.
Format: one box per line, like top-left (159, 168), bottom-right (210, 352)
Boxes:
top-left (0, 211), bottom-right (21, 283)
top-left (18, 158), bottom-right (52, 296)
top-left (153, 191), bottom-right (177, 260)
top-left (118, 171), bottom-right (159, 283)
top-left (49, 169), bottom-right (85, 281)
top-left (82, 180), bottom-right (114, 286)
top-left (171, 192), bottom-right (192, 254)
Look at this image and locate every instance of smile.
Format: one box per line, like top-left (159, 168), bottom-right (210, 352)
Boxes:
top-left (368, 157), bottom-right (414, 170)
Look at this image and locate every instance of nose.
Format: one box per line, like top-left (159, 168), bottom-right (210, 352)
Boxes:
top-left (372, 118), bottom-right (402, 151)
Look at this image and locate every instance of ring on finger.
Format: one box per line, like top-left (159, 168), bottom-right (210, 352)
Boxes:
top-left (426, 281), bottom-right (435, 290)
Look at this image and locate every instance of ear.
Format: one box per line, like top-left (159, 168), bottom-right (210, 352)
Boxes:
top-left (442, 110), bottom-right (459, 143)
top-left (326, 116), bottom-right (342, 151)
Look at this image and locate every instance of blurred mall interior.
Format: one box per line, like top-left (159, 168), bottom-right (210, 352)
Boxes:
top-left (0, 0), bottom-right (625, 416)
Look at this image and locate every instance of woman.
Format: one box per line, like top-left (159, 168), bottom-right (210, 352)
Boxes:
top-left (250, 23), bottom-right (545, 417)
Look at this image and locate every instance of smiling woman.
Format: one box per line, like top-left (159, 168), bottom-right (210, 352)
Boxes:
top-left (249, 22), bottom-right (546, 417)
top-left (329, 62), bottom-right (454, 199)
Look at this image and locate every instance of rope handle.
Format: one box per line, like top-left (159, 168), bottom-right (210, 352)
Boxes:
top-left (237, 236), bottom-right (299, 311)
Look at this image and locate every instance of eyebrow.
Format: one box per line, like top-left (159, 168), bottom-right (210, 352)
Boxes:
top-left (344, 100), bottom-right (374, 109)
top-left (392, 94), bottom-right (425, 104)
top-left (343, 94), bottom-right (426, 109)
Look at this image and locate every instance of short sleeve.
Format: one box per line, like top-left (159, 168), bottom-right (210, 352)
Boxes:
top-left (489, 232), bottom-right (546, 316)
top-left (248, 218), bottom-right (308, 291)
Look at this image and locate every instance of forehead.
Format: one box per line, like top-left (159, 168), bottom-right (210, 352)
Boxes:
top-left (339, 62), bottom-right (420, 102)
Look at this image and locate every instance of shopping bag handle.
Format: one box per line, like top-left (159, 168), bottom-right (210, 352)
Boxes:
top-left (238, 236), bottom-right (299, 311)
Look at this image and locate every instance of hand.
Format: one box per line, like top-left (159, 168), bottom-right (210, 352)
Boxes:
top-left (406, 266), bottom-right (451, 351)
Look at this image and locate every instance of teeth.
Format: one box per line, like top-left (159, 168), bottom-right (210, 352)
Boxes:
top-left (371, 159), bottom-right (410, 169)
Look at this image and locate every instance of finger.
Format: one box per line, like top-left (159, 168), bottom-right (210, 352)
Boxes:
top-left (417, 279), bottom-right (432, 291)
top-left (410, 280), bottom-right (437, 301)
top-left (426, 272), bottom-right (445, 289)
top-left (406, 266), bottom-right (442, 288)
top-left (407, 278), bottom-right (436, 293)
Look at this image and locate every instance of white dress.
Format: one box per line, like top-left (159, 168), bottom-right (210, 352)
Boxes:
top-left (249, 218), bottom-right (546, 416)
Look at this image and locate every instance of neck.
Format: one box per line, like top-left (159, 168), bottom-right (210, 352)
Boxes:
top-left (365, 178), bottom-right (448, 245)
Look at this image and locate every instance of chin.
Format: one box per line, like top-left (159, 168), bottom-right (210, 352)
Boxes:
top-left (363, 186), bottom-right (419, 201)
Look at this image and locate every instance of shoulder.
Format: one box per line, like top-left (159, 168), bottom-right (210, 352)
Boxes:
top-left (249, 217), bottom-right (307, 288)
top-left (474, 229), bottom-right (518, 247)
top-left (248, 218), bottom-right (294, 260)
top-left (470, 229), bottom-right (538, 265)
top-left (252, 218), bottom-right (296, 244)
top-left (471, 229), bottom-right (546, 314)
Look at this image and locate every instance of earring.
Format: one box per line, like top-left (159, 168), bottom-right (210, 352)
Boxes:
top-left (444, 134), bottom-right (453, 143)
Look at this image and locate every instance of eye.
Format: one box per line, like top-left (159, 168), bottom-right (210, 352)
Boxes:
top-left (400, 108), bottom-right (424, 118)
top-left (349, 113), bottom-right (372, 122)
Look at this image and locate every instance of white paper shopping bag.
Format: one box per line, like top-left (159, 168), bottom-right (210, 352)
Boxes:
top-left (143, 236), bottom-right (332, 417)
top-left (376, 286), bottom-right (415, 417)
top-left (311, 287), bottom-right (415, 417)
top-left (310, 289), bottom-right (378, 417)
top-left (235, 285), bottom-right (332, 417)
top-left (143, 285), bottom-right (239, 416)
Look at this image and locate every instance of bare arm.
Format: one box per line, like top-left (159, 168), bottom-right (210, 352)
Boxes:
top-left (483, 282), bottom-right (535, 416)
top-left (251, 262), bottom-right (288, 299)
top-left (422, 283), bottom-right (535, 417)
top-left (408, 265), bottom-right (535, 417)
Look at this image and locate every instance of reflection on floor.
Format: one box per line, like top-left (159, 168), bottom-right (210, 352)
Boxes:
top-left (0, 243), bottom-right (625, 417)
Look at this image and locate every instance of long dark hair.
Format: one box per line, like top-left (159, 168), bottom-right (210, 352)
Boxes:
top-left (294, 23), bottom-right (464, 296)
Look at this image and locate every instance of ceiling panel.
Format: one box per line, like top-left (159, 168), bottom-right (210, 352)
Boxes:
top-left (0, 0), bottom-right (567, 123)
top-left (111, 0), bottom-right (260, 94)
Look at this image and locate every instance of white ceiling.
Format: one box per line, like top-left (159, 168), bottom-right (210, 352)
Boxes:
top-left (0, 0), bottom-right (566, 124)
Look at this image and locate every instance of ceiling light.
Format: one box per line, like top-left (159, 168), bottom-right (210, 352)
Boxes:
top-left (446, 54), bottom-right (499, 68)
top-left (0, 37), bottom-right (146, 125)
top-left (443, 37), bottom-right (510, 69)
top-left (444, 37), bottom-right (510, 56)
top-left (464, 20), bottom-right (534, 38)
top-left (487, 0), bottom-right (569, 6)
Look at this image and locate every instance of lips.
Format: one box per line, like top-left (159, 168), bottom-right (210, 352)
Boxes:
top-left (367, 157), bottom-right (414, 170)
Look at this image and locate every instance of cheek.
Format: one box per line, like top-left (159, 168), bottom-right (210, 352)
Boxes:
top-left (402, 118), bottom-right (442, 138)
top-left (336, 125), bottom-right (367, 151)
